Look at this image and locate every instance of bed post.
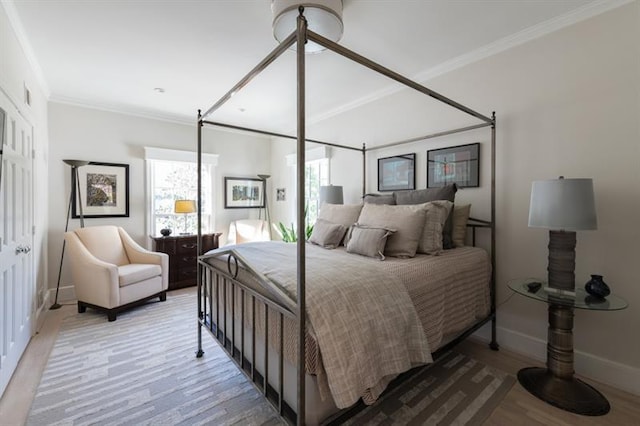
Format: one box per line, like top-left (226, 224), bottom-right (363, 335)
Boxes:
top-left (296, 8), bottom-right (307, 425)
top-left (490, 111), bottom-right (499, 351)
top-left (196, 109), bottom-right (205, 358)
top-left (362, 143), bottom-right (366, 198)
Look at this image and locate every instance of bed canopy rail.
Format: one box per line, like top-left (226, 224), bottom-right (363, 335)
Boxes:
top-left (197, 7), bottom-right (496, 425)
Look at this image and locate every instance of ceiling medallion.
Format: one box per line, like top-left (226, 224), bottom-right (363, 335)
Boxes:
top-left (271, 0), bottom-right (343, 53)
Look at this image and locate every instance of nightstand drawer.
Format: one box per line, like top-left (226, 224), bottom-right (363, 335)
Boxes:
top-left (178, 255), bottom-right (198, 267)
top-left (177, 239), bottom-right (198, 254)
top-left (178, 266), bottom-right (197, 281)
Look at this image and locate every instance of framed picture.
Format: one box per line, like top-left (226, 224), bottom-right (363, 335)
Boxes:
top-left (72, 162), bottom-right (130, 218)
top-left (427, 143), bottom-right (480, 188)
top-left (276, 188), bottom-right (286, 202)
top-left (224, 177), bottom-right (265, 209)
top-left (377, 153), bottom-right (415, 192)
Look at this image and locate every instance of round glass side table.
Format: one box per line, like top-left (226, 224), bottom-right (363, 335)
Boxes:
top-left (508, 278), bottom-right (628, 416)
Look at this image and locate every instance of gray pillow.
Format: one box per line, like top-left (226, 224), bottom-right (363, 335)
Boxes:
top-left (357, 203), bottom-right (427, 258)
top-left (451, 204), bottom-right (471, 248)
top-left (363, 193), bottom-right (396, 205)
top-left (394, 184), bottom-right (458, 249)
top-left (346, 224), bottom-right (395, 260)
top-left (309, 219), bottom-right (347, 249)
top-left (318, 204), bottom-right (363, 228)
top-left (417, 200), bottom-right (453, 255)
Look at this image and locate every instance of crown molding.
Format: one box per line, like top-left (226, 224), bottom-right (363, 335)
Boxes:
top-left (48, 95), bottom-right (271, 139)
top-left (1, 0), bottom-right (50, 97)
top-left (49, 95), bottom-right (195, 126)
top-left (307, 0), bottom-right (635, 125)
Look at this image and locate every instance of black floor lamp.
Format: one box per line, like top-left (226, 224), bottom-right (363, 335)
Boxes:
top-left (51, 159), bottom-right (89, 310)
top-left (258, 174), bottom-right (271, 239)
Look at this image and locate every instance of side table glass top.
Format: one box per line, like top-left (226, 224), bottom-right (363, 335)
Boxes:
top-left (508, 278), bottom-right (628, 311)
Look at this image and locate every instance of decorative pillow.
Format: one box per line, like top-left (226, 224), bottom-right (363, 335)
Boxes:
top-left (363, 193), bottom-right (396, 205)
top-left (318, 204), bottom-right (363, 229)
top-left (417, 200), bottom-right (453, 255)
top-left (357, 203), bottom-right (427, 258)
top-left (394, 184), bottom-right (458, 249)
top-left (452, 204), bottom-right (471, 248)
top-left (346, 224), bottom-right (395, 260)
top-left (309, 219), bottom-right (347, 249)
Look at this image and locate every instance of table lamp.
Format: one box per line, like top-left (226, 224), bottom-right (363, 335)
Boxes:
top-left (528, 177), bottom-right (597, 296)
top-left (319, 185), bottom-right (343, 205)
top-left (175, 199), bottom-right (196, 235)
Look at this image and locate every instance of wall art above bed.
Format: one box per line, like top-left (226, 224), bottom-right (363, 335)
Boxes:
top-left (378, 153), bottom-right (416, 192)
top-left (427, 143), bottom-right (480, 188)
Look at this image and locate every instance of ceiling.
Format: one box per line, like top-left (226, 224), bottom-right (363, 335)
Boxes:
top-left (9, 0), bottom-right (608, 145)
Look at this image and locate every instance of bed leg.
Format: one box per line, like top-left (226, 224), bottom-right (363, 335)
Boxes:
top-left (489, 313), bottom-right (499, 351)
top-left (196, 317), bottom-right (205, 358)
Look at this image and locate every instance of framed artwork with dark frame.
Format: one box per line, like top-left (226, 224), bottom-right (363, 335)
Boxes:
top-left (72, 161), bottom-right (130, 218)
top-left (224, 177), bottom-right (265, 209)
top-left (427, 143), bottom-right (480, 188)
top-left (377, 153), bottom-right (416, 192)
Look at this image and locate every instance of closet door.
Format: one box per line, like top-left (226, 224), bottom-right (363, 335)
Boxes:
top-left (0, 93), bottom-right (34, 397)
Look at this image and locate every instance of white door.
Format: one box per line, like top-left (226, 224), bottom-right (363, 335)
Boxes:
top-left (0, 92), bottom-right (34, 397)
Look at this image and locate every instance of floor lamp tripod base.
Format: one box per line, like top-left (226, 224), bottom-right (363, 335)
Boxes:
top-left (51, 159), bottom-right (89, 311)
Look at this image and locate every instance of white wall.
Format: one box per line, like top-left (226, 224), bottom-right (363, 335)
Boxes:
top-left (47, 102), bottom-right (270, 297)
top-left (0, 4), bottom-right (49, 316)
top-left (329, 2), bottom-right (640, 394)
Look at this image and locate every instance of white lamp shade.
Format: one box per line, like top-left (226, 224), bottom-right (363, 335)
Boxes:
top-left (319, 185), bottom-right (343, 205)
top-left (272, 0), bottom-right (343, 53)
top-left (528, 178), bottom-right (597, 231)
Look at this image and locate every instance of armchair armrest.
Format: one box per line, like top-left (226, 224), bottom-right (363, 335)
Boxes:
top-left (64, 232), bottom-right (120, 308)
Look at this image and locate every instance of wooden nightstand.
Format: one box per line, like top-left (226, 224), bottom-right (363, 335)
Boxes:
top-left (151, 233), bottom-right (221, 290)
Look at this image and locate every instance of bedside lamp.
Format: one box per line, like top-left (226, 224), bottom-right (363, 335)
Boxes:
top-left (528, 177), bottom-right (597, 295)
top-left (319, 185), bottom-right (343, 205)
top-left (175, 199), bottom-right (196, 235)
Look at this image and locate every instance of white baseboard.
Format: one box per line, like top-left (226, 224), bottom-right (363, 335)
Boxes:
top-left (473, 324), bottom-right (640, 397)
top-left (47, 285), bottom-right (76, 305)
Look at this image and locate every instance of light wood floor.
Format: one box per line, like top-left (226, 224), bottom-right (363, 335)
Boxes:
top-left (1, 296), bottom-right (639, 426)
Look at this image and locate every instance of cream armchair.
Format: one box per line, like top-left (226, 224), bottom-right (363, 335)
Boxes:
top-left (227, 219), bottom-right (270, 245)
top-left (65, 226), bottom-right (169, 321)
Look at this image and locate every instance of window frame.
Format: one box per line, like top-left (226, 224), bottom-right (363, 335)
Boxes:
top-left (144, 147), bottom-right (218, 245)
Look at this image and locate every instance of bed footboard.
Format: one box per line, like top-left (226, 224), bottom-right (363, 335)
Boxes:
top-left (197, 249), bottom-right (301, 424)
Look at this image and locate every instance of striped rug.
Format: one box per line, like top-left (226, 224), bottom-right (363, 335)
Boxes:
top-left (28, 289), bottom-right (513, 425)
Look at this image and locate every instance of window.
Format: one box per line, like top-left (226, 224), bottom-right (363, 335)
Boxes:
top-left (286, 147), bottom-right (330, 227)
top-left (305, 158), bottom-right (328, 225)
top-left (145, 148), bottom-right (218, 237)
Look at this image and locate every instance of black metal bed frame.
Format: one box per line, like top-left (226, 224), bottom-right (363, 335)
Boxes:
top-left (195, 8), bottom-right (497, 425)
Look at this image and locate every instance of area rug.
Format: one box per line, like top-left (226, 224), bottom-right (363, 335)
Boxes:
top-left (28, 289), bottom-right (514, 425)
top-left (335, 351), bottom-right (515, 425)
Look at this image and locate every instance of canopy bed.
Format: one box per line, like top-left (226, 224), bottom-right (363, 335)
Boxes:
top-left (194, 7), bottom-right (497, 426)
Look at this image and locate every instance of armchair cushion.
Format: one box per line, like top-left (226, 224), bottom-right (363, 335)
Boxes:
top-left (118, 264), bottom-right (162, 287)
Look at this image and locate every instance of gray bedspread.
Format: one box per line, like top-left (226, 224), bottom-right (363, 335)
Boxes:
top-left (205, 241), bottom-right (432, 409)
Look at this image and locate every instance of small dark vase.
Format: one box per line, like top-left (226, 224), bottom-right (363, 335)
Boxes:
top-left (585, 274), bottom-right (610, 299)
top-left (160, 228), bottom-right (172, 237)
